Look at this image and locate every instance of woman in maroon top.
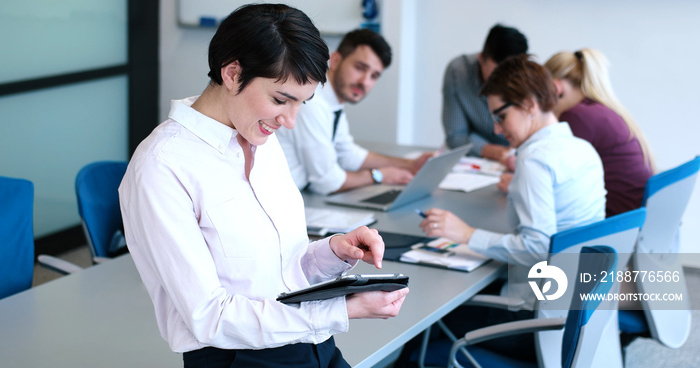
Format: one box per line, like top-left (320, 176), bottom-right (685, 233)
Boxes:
top-left (545, 48), bottom-right (655, 217)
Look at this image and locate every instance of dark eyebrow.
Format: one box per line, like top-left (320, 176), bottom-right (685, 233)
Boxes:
top-left (356, 61), bottom-right (382, 78)
top-left (305, 93), bottom-right (315, 102)
top-left (277, 91), bottom-right (298, 102)
top-left (356, 61), bottom-right (370, 68)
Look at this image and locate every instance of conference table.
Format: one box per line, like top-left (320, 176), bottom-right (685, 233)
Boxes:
top-left (0, 143), bottom-right (513, 367)
top-left (313, 142), bottom-right (513, 367)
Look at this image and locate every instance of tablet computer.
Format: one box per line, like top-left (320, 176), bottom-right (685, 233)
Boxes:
top-left (276, 273), bottom-right (409, 304)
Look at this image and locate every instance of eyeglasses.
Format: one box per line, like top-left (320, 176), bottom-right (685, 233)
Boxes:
top-left (491, 102), bottom-right (515, 124)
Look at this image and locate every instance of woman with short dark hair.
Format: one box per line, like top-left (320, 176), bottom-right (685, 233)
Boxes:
top-left (119, 4), bottom-right (408, 367)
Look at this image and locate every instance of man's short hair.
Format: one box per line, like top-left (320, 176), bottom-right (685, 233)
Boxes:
top-left (482, 24), bottom-right (528, 64)
top-left (206, 3), bottom-right (329, 93)
top-left (337, 28), bottom-right (392, 68)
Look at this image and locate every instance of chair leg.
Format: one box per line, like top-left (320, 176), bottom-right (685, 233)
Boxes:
top-left (438, 319), bottom-right (480, 368)
top-left (416, 320), bottom-right (464, 368)
top-left (448, 338), bottom-right (481, 368)
top-left (437, 319), bottom-right (459, 343)
top-left (417, 324), bottom-right (432, 368)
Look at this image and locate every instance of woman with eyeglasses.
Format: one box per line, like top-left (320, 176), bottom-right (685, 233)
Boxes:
top-left (420, 54), bottom-right (605, 269)
top-left (406, 54), bottom-right (607, 364)
top-left (545, 48), bottom-right (655, 217)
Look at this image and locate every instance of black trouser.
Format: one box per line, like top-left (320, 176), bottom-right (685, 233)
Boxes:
top-left (183, 336), bottom-right (350, 368)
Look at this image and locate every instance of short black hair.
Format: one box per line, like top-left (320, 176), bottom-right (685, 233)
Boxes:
top-left (207, 3), bottom-right (329, 93)
top-left (482, 24), bottom-right (528, 64)
top-left (337, 28), bottom-right (392, 68)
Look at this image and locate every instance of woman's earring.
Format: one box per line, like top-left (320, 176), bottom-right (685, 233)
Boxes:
top-left (558, 93), bottom-right (564, 99)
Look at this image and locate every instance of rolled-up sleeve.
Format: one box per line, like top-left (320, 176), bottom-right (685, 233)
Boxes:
top-left (467, 156), bottom-right (555, 266)
top-left (302, 236), bottom-right (357, 284)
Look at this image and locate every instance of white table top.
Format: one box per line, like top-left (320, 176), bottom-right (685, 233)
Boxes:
top-left (0, 254), bottom-right (182, 367)
top-left (0, 143), bottom-right (511, 367)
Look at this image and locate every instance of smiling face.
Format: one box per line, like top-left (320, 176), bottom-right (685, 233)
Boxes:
top-left (219, 62), bottom-right (318, 146)
top-left (487, 95), bottom-right (535, 148)
top-left (328, 44), bottom-right (384, 104)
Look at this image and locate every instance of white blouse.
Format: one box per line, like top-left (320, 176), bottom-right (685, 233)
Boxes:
top-left (119, 96), bottom-right (356, 353)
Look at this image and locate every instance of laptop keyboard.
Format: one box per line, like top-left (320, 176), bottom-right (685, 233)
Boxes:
top-left (361, 189), bottom-right (402, 205)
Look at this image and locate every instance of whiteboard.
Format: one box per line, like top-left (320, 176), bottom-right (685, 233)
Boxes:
top-left (178, 0), bottom-right (370, 35)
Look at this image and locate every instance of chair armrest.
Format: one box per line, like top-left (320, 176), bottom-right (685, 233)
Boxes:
top-left (462, 317), bottom-right (567, 345)
top-left (462, 294), bottom-right (527, 311)
top-left (448, 317), bottom-right (567, 368)
top-left (37, 255), bottom-right (84, 275)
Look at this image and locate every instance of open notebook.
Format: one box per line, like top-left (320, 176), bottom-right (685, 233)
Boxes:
top-left (399, 237), bottom-right (490, 272)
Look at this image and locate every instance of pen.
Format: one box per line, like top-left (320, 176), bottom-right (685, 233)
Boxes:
top-left (420, 245), bottom-right (454, 256)
top-left (415, 209), bottom-right (427, 218)
top-left (411, 242), bottom-right (453, 255)
top-left (430, 240), bottom-right (458, 250)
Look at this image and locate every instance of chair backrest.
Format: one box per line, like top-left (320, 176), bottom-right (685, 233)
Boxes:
top-left (638, 155), bottom-right (699, 254)
top-left (536, 208), bottom-right (646, 368)
top-left (561, 245), bottom-right (617, 368)
top-left (632, 156), bottom-right (700, 348)
top-left (0, 176), bottom-right (34, 299)
top-left (75, 161), bottom-right (128, 259)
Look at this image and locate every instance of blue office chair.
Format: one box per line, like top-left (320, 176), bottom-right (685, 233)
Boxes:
top-left (75, 161), bottom-right (129, 261)
top-left (620, 156), bottom-right (700, 349)
top-left (536, 208), bottom-right (645, 368)
top-left (0, 176), bottom-right (35, 299)
top-left (37, 161), bottom-right (129, 275)
top-left (446, 246), bottom-right (618, 368)
top-left (410, 209), bottom-right (644, 368)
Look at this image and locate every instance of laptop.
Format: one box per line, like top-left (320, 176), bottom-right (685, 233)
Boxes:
top-left (324, 144), bottom-right (471, 211)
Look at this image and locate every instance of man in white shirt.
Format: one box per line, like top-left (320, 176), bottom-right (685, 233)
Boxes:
top-left (277, 29), bottom-right (433, 195)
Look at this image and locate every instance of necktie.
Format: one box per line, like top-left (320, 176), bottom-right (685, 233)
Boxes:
top-left (332, 109), bottom-right (343, 140)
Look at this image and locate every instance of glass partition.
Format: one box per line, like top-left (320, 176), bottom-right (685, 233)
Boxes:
top-left (0, 1), bottom-right (127, 83)
top-left (0, 76), bottom-right (128, 236)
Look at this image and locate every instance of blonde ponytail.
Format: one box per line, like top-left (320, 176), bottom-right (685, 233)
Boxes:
top-left (545, 48), bottom-right (655, 172)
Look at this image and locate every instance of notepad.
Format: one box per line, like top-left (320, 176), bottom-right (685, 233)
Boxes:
top-left (452, 156), bottom-right (507, 176)
top-left (276, 273), bottom-right (409, 304)
top-left (400, 237), bottom-right (489, 272)
top-left (305, 207), bottom-right (376, 236)
top-left (439, 172), bottom-right (500, 193)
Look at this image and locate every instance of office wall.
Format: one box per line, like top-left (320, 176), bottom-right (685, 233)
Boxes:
top-left (159, 1), bottom-right (700, 260)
